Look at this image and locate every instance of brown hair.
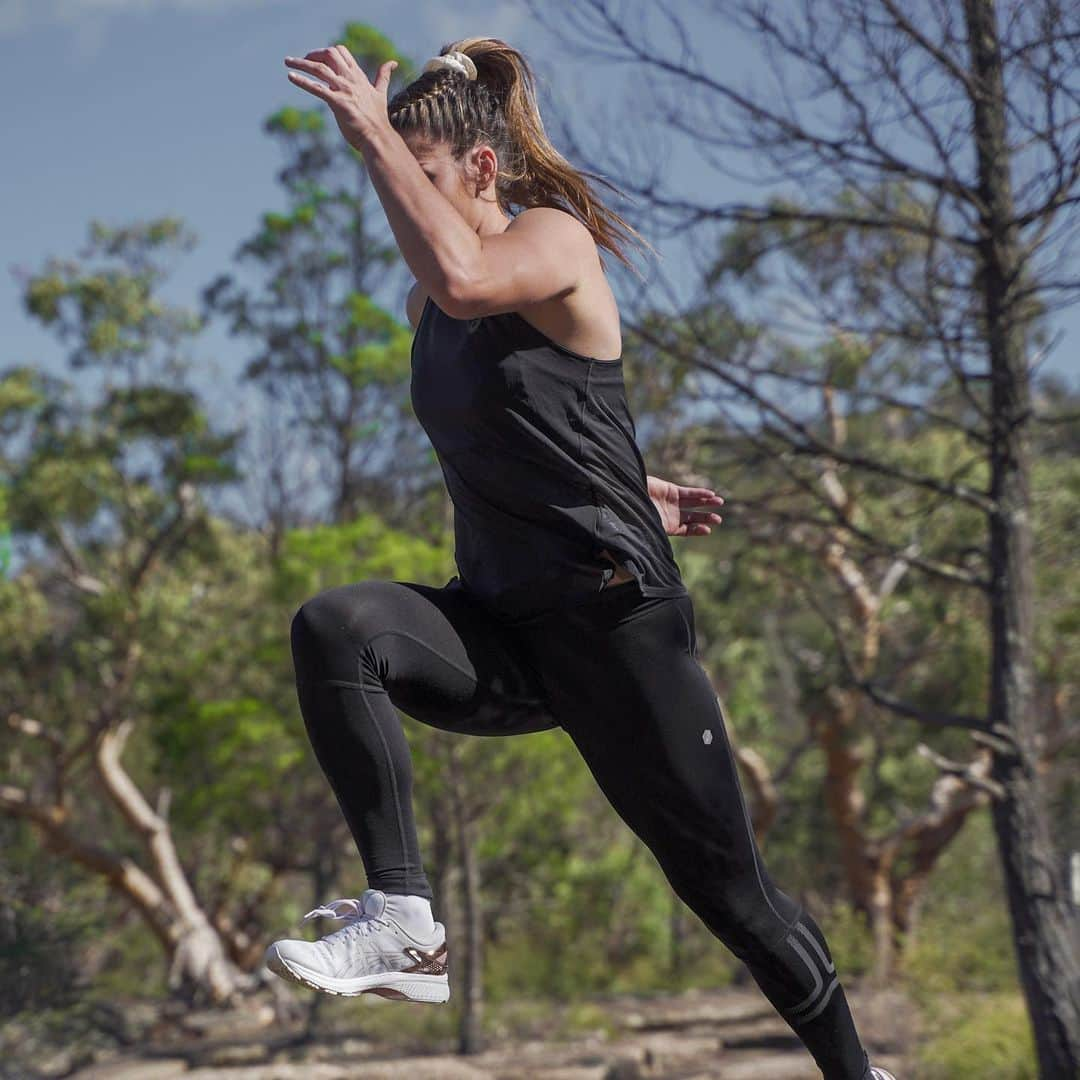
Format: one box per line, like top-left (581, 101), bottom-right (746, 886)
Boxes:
top-left (387, 37), bottom-right (657, 278)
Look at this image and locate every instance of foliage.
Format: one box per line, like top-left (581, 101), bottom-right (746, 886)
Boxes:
top-left (900, 809), bottom-right (1020, 997)
top-left (915, 992), bottom-right (1037, 1079)
top-left (4, 11), bottom-right (1078, 1073)
top-left (818, 898), bottom-right (875, 979)
top-left (201, 25), bottom-right (429, 532)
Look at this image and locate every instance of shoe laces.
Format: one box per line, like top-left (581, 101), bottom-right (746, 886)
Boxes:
top-left (302, 897), bottom-right (390, 941)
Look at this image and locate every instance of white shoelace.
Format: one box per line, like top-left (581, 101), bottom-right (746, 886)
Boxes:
top-left (302, 897), bottom-right (390, 940)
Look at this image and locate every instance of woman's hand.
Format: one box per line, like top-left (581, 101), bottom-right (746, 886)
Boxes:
top-left (284, 46), bottom-right (398, 149)
top-left (647, 475), bottom-right (724, 537)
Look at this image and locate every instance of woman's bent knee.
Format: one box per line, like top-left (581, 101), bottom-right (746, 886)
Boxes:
top-left (291, 580), bottom-right (405, 682)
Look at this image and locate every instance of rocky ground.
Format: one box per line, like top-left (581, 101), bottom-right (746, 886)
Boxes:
top-left (55, 983), bottom-right (915, 1079)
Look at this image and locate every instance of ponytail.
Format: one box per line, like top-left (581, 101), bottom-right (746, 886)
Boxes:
top-left (388, 37), bottom-right (657, 278)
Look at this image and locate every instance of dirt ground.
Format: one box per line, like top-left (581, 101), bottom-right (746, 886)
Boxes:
top-left (62, 982), bottom-right (916, 1079)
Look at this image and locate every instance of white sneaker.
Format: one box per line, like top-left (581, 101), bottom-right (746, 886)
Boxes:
top-left (869, 1068), bottom-right (897, 1080)
top-left (264, 888), bottom-right (449, 1003)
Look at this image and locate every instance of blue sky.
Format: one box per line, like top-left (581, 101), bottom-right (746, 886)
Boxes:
top-left (0, 0), bottom-right (542, 395)
top-left (2, 0), bottom-right (1075, 412)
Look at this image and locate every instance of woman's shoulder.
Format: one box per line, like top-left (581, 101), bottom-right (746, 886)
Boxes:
top-left (506, 205), bottom-right (596, 256)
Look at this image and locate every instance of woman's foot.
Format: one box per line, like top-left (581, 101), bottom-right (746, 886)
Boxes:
top-left (264, 889), bottom-right (449, 1003)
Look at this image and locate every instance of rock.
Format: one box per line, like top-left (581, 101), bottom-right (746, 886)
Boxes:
top-left (337, 1059), bottom-right (488, 1079)
top-left (703, 1052), bottom-right (822, 1079)
top-left (637, 1032), bottom-right (725, 1071)
top-left (37, 1049), bottom-right (75, 1077)
top-left (70, 1060), bottom-right (189, 1080)
top-left (622, 992), bottom-right (774, 1032)
top-left (200, 1042), bottom-right (273, 1067)
top-left (191, 1066), bottom-right (359, 1079)
top-left (602, 1058), bottom-right (644, 1080)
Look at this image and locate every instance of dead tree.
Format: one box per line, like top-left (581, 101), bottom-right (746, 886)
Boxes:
top-left (528, 1), bottom-right (1080, 1072)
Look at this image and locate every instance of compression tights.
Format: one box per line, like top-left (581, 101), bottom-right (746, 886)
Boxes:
top-left (289, 575), bottom-right (874, 1079)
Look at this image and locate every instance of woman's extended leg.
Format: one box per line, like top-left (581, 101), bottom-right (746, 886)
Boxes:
top-left (510, 585), bottom-right (873, 1080)
top-left (289, 575), bottom-right (557, 901)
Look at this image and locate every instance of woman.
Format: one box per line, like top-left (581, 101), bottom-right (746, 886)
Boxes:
top-left (268, 37), bottom-right (895, 1080)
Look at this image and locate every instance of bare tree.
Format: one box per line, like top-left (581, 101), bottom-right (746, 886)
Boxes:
top-left (527, 0), bottom-right (1080, 1072)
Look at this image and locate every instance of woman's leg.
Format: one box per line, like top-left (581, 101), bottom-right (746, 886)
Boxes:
top-left (290, 576), bottom-right (557, 901)
top-left (511, 586), bottom-right (872, 1080)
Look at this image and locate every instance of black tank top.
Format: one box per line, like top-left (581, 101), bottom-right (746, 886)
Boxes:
top-left (410, 295), bottom-right (688, 623)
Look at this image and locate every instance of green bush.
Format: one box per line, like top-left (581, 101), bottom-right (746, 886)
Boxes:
top-left (819, 898), bottom-right (874, 978)
top-left (915, 992), bottom-right (1036, 1080)
top-left (901, 895), bottom-right (1018, 1000)
top-left (900, 811), bottom-right (1021, 1001)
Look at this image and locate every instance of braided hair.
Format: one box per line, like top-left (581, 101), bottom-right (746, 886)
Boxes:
top-left (388, 37), bottom-right (655, 277)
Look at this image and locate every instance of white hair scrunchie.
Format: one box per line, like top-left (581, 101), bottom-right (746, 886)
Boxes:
top-left (422, 50), bottom-right (478, 81)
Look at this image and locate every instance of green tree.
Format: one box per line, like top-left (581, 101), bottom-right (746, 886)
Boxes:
top-left (0, 219), bottom-right (247, 1004)
top-left (200, 23), bottom-right (433, 539)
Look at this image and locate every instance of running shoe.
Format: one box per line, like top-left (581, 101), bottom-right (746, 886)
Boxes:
top-left (264, 888), bottom-right (449, 1002)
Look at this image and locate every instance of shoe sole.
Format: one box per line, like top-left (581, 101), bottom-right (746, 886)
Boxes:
top-left (264, 943), bottom-right (450, 1003)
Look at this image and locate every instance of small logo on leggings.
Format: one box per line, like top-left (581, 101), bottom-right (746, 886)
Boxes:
top-left (702, 729), bottom-right (713, 745)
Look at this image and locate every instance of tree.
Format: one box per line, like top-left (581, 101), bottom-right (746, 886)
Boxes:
top-left (0, 217), bottom-right (461, 1023)
top-left (528, 1), bottom-right (1080, 1071)
top-left (200, 23), bottom-right (434, 538)
top-left (0, 220), bottom-right (250, 1005)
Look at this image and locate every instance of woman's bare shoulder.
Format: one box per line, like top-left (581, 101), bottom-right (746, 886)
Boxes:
top-left (507, 205), bottom-right (594, 252)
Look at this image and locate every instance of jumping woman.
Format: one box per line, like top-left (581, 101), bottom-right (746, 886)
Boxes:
top-left (269, 37), bottom-right (895, 1080)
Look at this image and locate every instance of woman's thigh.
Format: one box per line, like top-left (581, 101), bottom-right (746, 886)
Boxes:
top-left (515, 590), bottom-right (766, 894)
top-left (291, 576), bottom-right (559, 737)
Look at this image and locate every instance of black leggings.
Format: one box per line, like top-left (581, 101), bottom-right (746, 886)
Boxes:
top-left (289, 575), bottom-right (872, 1080)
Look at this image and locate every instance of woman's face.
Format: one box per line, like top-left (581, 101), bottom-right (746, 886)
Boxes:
top-left (402, 134), bottom-right (502, 231)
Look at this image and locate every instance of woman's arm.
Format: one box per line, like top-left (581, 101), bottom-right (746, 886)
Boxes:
top-left (283, 48), bottom-right (590, 321)
top-left (364, 132), bottom-right (589, 320)
top-left (286, 48), bottom-right (475, 314)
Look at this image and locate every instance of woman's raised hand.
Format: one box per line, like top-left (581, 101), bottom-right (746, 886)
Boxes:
top-left (646, 475), bottom-right (724, 537)
top-left (284, 46), bottom-right (398, 149)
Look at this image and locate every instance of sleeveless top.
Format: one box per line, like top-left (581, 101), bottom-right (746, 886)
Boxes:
top-left (410, 295), bottom-right (688, 623)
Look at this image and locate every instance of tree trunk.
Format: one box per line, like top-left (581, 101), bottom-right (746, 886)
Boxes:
top-left (431, 787), bottom-right (456, 933)
top-left (1, 715), bottom-right (251, 1007)
top-left (450, 746), bottom-right (485, 1054)
top-left (669, 892), bottom-right (688, 978)
top-left (302, 849), bottom-right (336, 1040)
top-left (816, 691), bottom-right (899, 984)
top-left (93, 719), bottom-right (248, 1005)
top-left (964, 3), bottom-right (1080, 1074)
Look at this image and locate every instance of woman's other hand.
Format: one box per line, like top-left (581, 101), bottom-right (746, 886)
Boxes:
top-left (284, 46), bottom-right (398, 149)
top-left (646, 475), bottom-right (724, 537)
